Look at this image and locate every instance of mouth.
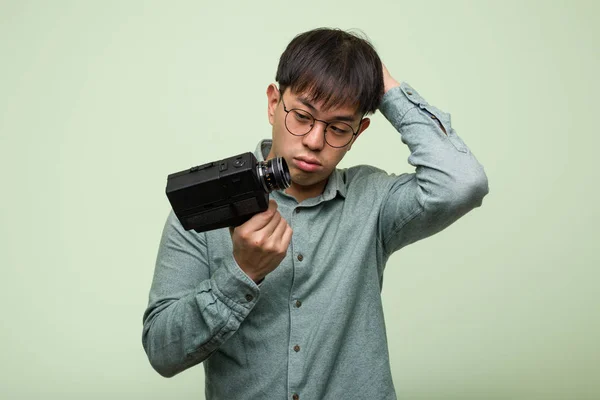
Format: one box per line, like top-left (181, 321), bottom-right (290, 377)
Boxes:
top-left (293, 156), bottom-right (322, 172)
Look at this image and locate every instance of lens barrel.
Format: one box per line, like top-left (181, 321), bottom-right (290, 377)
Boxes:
top-left (257, 157), bottom-right (291, 193)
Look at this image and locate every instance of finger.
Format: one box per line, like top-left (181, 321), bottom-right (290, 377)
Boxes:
top-left (280, 224), bottom-right (293, 248)
top-left (268, 215), bottom-right (288, 242)
top-left (267, 199), bottom-right (277, 209)
top-left (243, 200), bottom-right (278, 231)
top-left (259, 209), bottom-right (282, 239)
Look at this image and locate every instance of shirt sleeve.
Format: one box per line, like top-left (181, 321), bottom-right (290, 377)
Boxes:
top-left (377, 83), bottom-right (489, 255)
top-left (141, 210), bottom-right (260, 377)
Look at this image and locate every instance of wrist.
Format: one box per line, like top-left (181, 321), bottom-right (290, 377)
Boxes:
top-left (384, 79), bottom-right (401, 94)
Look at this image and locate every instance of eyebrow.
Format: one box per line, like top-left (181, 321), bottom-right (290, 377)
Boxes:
top-left (295, 96), bottom-right (358, 123)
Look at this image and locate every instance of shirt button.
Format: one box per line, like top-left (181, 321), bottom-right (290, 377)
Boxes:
top-left (292, 394), bottom-right (299, 400)
top-left (297, 254), bottom-right (304, 261)
top-left (245, 294), bottom-right (254, 302)
top-left (295, 300), bottom-right (302, 308)
top-left (293, 345), bottom-right (300, 352)
top-left (295, 208), bottom-right (300, 214)
top-left (406, 90), bottom-right (413, 95)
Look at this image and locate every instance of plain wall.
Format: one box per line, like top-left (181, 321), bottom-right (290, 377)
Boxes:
top-left (1, 1), bottom-right (598, 399)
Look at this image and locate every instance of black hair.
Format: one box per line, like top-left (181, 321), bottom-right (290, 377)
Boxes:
top-left (275, 28), bottom-right (384, 116)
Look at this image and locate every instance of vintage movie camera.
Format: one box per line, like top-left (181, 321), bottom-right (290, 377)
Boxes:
top-left (166, 152), bottom-right (291, 233)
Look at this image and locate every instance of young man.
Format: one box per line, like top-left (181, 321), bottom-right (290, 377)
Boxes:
top-left (143, 28), bottom-right (488, 399)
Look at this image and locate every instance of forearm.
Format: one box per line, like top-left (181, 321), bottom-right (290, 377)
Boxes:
top-left (377, 83), bottom-right (489, 253)
top-left (142, 212), bottom-right (260, 377)
top-left (380, 83), bottom-right (488, 210)
top-left (142, 277), bottom-right (256, 377)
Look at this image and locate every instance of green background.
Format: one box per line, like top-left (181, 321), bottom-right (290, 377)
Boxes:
top-left (1, 1), bottom-right (598, 399)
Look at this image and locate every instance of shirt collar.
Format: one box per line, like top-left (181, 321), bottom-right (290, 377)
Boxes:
top-left (254, 139), bottom-right (346, 201)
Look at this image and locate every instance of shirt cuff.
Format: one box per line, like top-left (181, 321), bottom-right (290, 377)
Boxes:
top-left (211, 255), bottom-right (260, 316)
top-left (379, 83), bottom-right (420, 123)
top-left (379, 82), bottom-right (452, 137)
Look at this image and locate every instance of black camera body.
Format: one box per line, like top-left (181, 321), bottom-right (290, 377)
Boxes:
top-left (166, 152), bottom-right (291, 233)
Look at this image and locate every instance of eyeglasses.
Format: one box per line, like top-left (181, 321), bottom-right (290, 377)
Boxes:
top-left (280, 93), bottom-right (364, 148)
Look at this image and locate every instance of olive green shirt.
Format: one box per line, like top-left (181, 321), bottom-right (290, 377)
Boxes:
top-left (142, 83), bottom-right (489, 399)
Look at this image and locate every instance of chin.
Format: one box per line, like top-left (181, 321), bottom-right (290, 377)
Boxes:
top-left (291, 174), bottom-right (324, 188)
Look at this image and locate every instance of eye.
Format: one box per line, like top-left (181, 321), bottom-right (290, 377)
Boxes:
top-left (293, 110), bottom-right (312, 122)
top-left (328, 123), bottom-right (352, 135)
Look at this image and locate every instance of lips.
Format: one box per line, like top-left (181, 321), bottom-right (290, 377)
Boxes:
top-left (296, 156), bottom-right (321, 166)
top-left (293, 156), bottom-right (322, 172)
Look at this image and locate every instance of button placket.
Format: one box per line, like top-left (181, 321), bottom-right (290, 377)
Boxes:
top-left (288, 202), bottom-right (306, 397)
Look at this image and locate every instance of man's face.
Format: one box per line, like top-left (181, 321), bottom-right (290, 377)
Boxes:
top-left (266, 84), bottom-right (370, 196)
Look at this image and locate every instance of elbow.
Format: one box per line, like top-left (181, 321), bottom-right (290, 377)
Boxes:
top-left (149, 349), bottom-right (208, 378)
top-left (148, 354), bottom-right (178, 378)
top-left (143, 331), bottom-right (207, 378)
top-left (142, 326), bottom-right (183, 379)
top-left (154, 366), bottom-right (178, 379)
top-left (450, 167), bottom-right (490, 209)
top-left (428, 166), bottom-right (489, 212)
top-left (458, 166), bottom-right (489, 208)
top-left (153, 365), bottom-right (177, 379)
top-left (143, 339), bottom-right (177, 378)
top-left (144, 342), bottom-right (187, 378)
top-left (141, 306), bottom-right (213, 379)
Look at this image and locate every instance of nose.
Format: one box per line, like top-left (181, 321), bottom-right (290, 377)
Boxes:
top-left (301, 120), bottom-right (326, 151)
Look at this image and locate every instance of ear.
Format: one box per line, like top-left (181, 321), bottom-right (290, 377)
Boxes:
top-left (346, 117), bottom-right (370, 152)
top-left (266, 84), bottom-right (280, 126)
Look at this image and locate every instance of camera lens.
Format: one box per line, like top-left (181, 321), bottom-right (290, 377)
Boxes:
top-left (257, 157), bottom-right (292, 193)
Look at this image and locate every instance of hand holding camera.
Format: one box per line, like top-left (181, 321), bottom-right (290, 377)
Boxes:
top-left (166, 152), bottom-right (294, 282)
top-left (229, 200), bottom-right (292, 283)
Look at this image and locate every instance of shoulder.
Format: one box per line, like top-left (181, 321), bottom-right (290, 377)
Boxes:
top-left (339, 164), bottom-right (385, 183)
top-left (338, 164), bottom-right (412, 190)
top-left (334, 165), bottom-right (417, 211)
top-left (161, 209), bottom-right (208, 250)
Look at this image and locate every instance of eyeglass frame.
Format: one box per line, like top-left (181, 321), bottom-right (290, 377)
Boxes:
top-left (279, 90), bottom-right (366, 148)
